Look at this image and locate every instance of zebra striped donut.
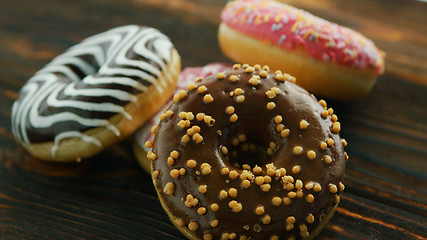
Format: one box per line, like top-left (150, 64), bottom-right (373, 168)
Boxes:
top-left (11, 25), bottom-right (181, 162)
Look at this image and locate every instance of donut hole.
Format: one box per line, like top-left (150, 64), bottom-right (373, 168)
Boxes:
top-left (220, 132), bottom-right (278, 170)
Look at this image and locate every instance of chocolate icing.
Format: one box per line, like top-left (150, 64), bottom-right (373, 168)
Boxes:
top-left (152, 65), bottom-right (346, 239)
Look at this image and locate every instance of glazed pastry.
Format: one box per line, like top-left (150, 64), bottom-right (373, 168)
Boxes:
top-left (11, 25), bottom-right (181, 162)
top-left (146, 64), bottom-right (348, 239)
top-left (219, 0), bottom-right (385, 100)
top-left (133, 63), bottom-right (231, 173)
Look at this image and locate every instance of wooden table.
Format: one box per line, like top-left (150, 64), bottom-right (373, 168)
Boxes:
top-left (1, 0), bottom-right (426, 239)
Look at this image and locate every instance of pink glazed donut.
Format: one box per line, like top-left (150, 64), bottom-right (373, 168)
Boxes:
top-left (219, 0), bottom-right (385, 101)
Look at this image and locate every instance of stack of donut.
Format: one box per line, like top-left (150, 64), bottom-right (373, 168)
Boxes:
top-left (11, 0), bottom-right (386, 239)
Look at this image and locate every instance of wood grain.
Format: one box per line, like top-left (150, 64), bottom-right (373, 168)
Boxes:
top-left (0, 0), bottom-right (426, 239)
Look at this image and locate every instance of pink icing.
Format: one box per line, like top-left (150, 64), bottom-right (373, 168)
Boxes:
top-left (134, 63), bottom-right (232, 151)
top-left (221, 0), bottom-right (384, 74)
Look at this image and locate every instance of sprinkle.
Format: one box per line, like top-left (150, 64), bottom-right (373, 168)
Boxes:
top-left (188, 221), bottom-right (199, 232)
top-left (204, 115), bottom-right (215, 126)
top-left (272, 197), bottom-right (282, 206)
top-left (150, 125), bottom-right (157, 135)
top-left (233, 64), bottom-right (241, 69)
top-left (193, 133), bottom-right (203, 143)
top-left (210, 203), bottom-right (219, 212)
top-left (163, 182), bottom-right (175, 195)
top-left (245, 67), bottom-right (255, 73)
top-left (219, 190), bottom-right (228, 199)
top-left (342, 139), bottom-right (348, 147)
top-left (210, 219), bottom-right (219, 227)
top-left (319, 99), bottom-right (327, 109)
top-left (263, 215), bottom-right (271, 225)
top-left (221, 167), bottom-right (230, 175)
top-left (229, 170), bottom-right (239, 179)
top-left (276, 124), bottom-right (285, 132)
top-left (288, 191), bottom-right (297, 198)
top-left (230, 114), bottom-right (238, 122)
top-left (198, 207), bottom-right (207, 215)
top-left (281, 129), bottom-right (290, 138)
top-left (236, 95), bottom-right (245, 103)
top-left (221, 146), bottom-right (229, 155)
top-left (230, 75), bottom-right (239, 82)
top-left (329, 184), bottom-right (338, 193)
top-left (249, 75), bottom-right (260, 85)
top-left (278, 34), bottom-right (286, 45)
top-left (320, 141), bottom-right (327, 150)
top-left (286, 216), bottom-right (296, 224)
top-left (259, 70), bottom-right (268, 78)
top-left (181, 134), bottom-right (190, 144)
top-left (267, 102), bottom-right (276, 110)
top-left (152, 170), bottom-right (159, 179)
top-left (271, 22), bottom-right (283, 32)
top-left (283, 197), bottom-right (292, 205)
top-left (226, 106), bottom-right (235, 114)
top-left (306, 214), bottom-right (315, 224)
top-left (327, 138), bottom-right (334, 146)
top-left (144, 141), bottom-right (153, 148)
top-left (324, 155), bottom-right (332, 164)
top-left (255, 206), bottom-right (265, 215)
top-left (292, 165), bottom-right (301, 174)
top-left (198, 85), bottom-right (207, 93)
top-left (261, 184), bottom-right (271, 192)
top-left (176, 218), bottom-right (185, 227)
top-left (331, 114), bottom-right (338, 122)
top-left (321, 110), bottom-right (328, 119)
top-left (332, 122), bottom-right (341, 133)
top-left (339, 182), bottom-right (345, 192)
top-left (196, 113), bottom-right (205, 121)
top-left (234, 88), bottom-right (244, 95)
top-left (187, 82), bottom-right (197, 91)
top-left (253, 166), bottom-right (263, 174)
top-left (199, 185), bottom-right (207, 193)
top-left (262, 65), bottom-right (270, 71)
top-left (306, 150), bottom-right (316, 160)
top-left (170, 169), bottom-right (180, 178)
top-left (217, 72), bottom-right (225, 79)
top-left (306, 194), bottom-right (315, 203)
top-left (228, 188), bottom-right (238, 198)
top-left (184, 194), bottom-right (199, 207)
top-left (313, 183), bottom-right (322, 192)
top-left (299, 120), bottom-right (309, 129)
top-left (204, 94), bottom-right (214, 103)
top-left (293, 146), bottom-right (303, 155)
top-left (186, 112), bottom-right (194, 120)
top-left (146, 151), bottom-right (157, 161)
top-left (241, 180), bottom-right (251, 188)
top-left (201, 163), bottom-right (211, 175)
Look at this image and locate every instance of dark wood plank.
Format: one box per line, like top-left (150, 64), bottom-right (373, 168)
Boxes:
top-left (0, 0), bottom-right (426, 239)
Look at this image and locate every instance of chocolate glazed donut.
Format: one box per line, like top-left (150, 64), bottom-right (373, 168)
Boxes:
top-left (11, 25), bottom-right (180, 162)
top-left (146, 64), bottom-right (347, 240)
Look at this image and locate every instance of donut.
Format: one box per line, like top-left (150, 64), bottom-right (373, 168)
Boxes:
top-left (133, 63), bottom-right (232, 173)
top-left (145, 64), bottom-right (347, 240)
top-left (11, 25), bottom-right (181, 162)
top-left (218, 0), bottom-right (385, 101)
